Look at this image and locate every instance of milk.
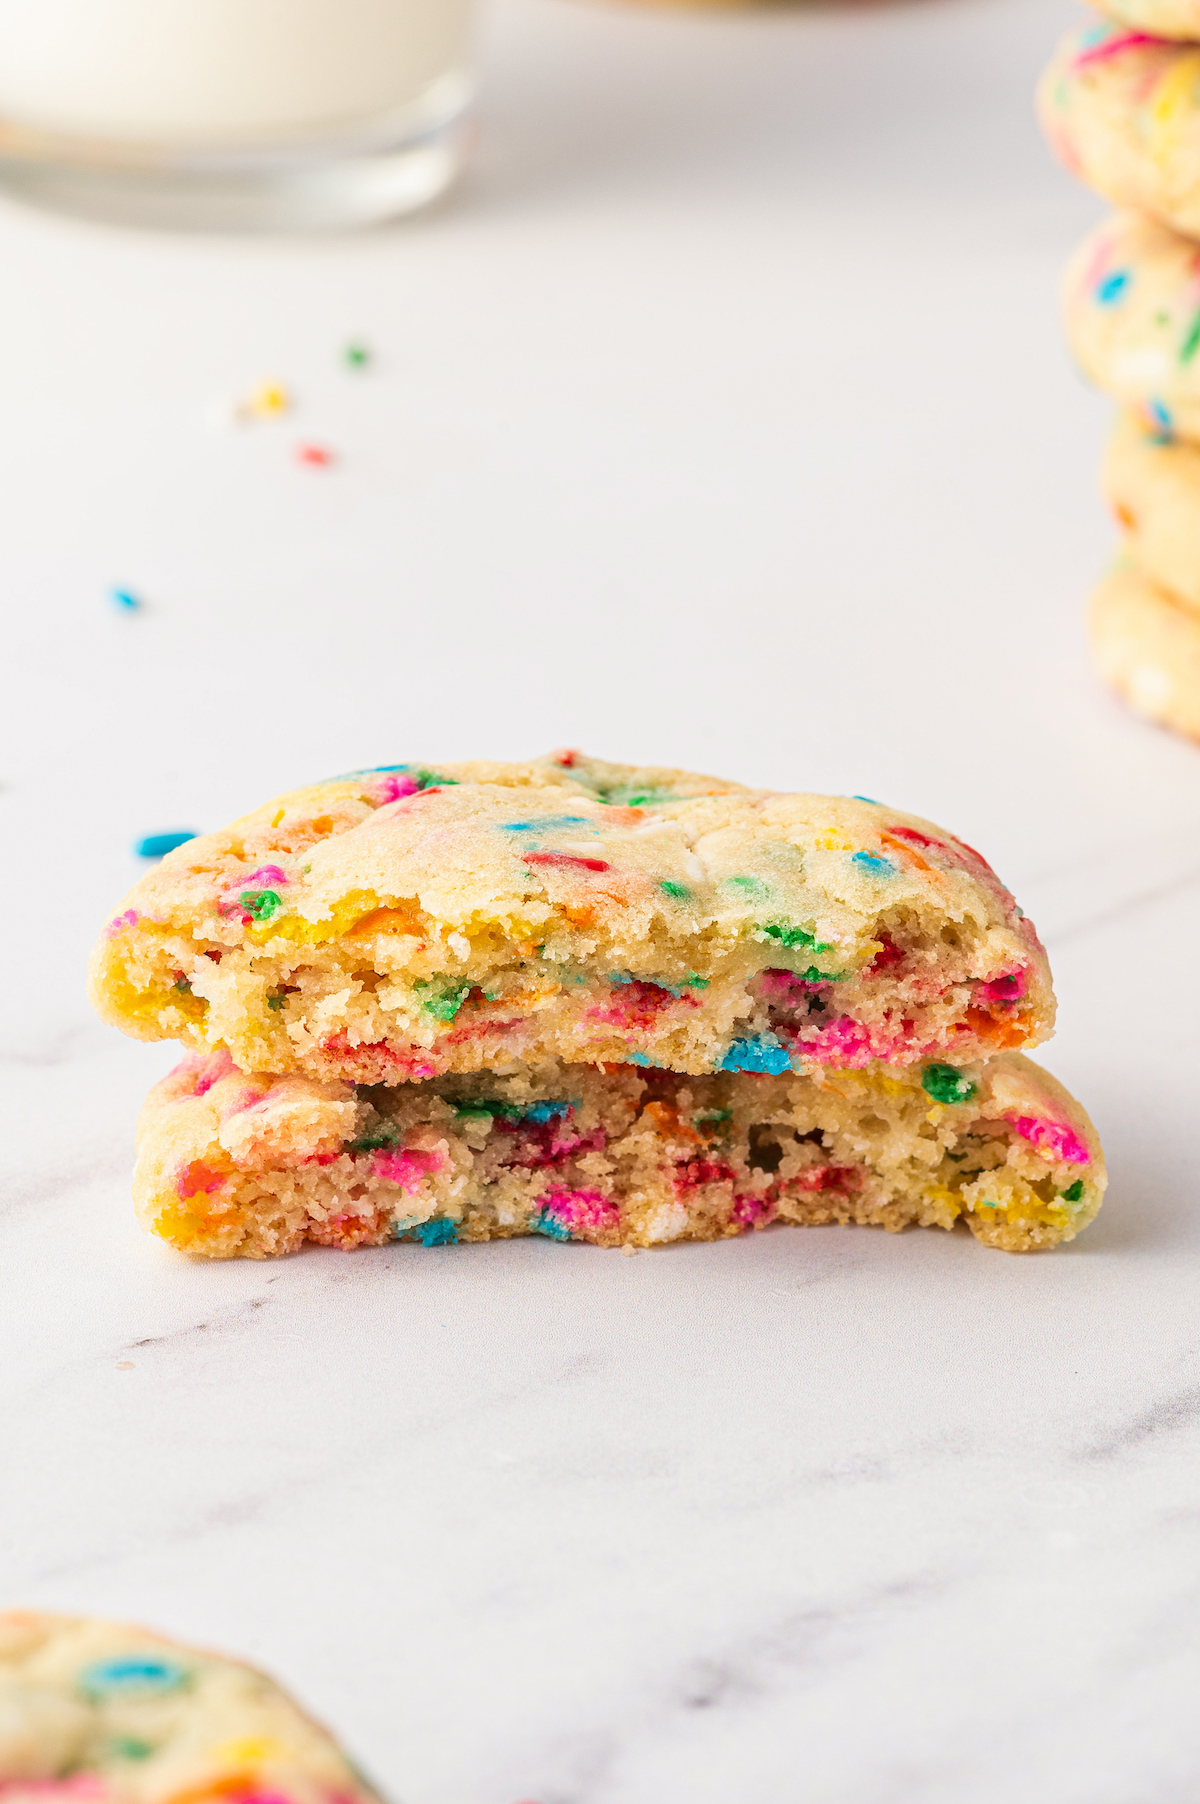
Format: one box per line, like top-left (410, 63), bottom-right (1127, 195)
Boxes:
top-left (0, 0), bottom-right (475, 148)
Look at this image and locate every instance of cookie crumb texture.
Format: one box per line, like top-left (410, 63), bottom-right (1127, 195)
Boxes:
top-left (89, 755), bottom-right (1052, 1086)
top-left (136, 1049), bottom-right (1104, 1260)
top-left (0, 1610), bottom-right (381, 1804)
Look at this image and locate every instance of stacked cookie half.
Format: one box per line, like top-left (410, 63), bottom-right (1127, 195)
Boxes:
top-left (1040, 4), bottom-right (1200, 743)
top-left (88, 754), bottom-right (1105, 1258)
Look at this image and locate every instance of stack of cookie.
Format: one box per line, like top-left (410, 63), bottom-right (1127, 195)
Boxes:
top-left (88, 753), bottom-right (1105, 1258)
top-left (1040, 4), bottom-right (1200, 744)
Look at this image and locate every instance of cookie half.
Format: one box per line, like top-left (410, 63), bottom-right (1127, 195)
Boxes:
top-left (88, 754), bottom-right (1053, 1086)
top-left (1090, 556), bottom-right (1200, 741)
top-left (134, 1047), bottom-right (1104, 1258)
top-left (1104, 411), bottom-right (1200, 606)
top-left (0, 1610), bottom-right (381, 1804)
top-left (1065, 211), bottom-right (1200, 445)
top-left (1040, 23), bottom-right (1200, 240)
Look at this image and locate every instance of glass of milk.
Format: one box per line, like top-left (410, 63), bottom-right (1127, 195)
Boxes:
top-left (0, 0), bottom-right (478, 229)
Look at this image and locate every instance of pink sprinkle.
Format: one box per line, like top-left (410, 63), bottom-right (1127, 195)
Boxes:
top-left (236, 864), bottom-right (290, 889)
top-left (795, 1017), bottom-right (876, 1068)
top-left (976, 967), bottom-right (1028, 1006)
top-left (373, 1145), bottom-right (445, 1191)
top-left (296, 442), bottom-right (335, 467)
top-left (370, 773), bottom-right (421, 804)
top-left (221, 1084), bottom-right (267, 1119)
top-left (1010, 1116), bottom-right (1091, 1167)
top-left (194, 1048), bottom-right (236, 1095)
top-left (758, 968), bottom-right (825, 1004)
top-left (104, 908), bottom-right (139, 938)
top-left (1072, 29), bottom-right (1156, 69)
top-left (541, 1188), bottom-right (619, 1234)
top-left (732, 1192), bottom-right (776, 1230)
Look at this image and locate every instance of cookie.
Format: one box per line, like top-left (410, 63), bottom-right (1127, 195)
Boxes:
top-left (1095, 1), bottom-right (1200, 37)
top-left (1040, 23), bottom-right (1200, 239)
top-left (88, 753), bottom-right (1054, 1087)
top-left (0, 1609), bottom-right (380, 1804)
top-left (1089, 555), bottom-right (1200, 740)
top-left (1065, 211), bottom-right (1200, 444)
top-left (1104, 409), bottom-right (1200, 605)
top-left (133, 1046), bottom-right (1104, 1258)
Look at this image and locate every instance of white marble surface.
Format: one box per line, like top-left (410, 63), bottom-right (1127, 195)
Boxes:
top-left (4, 0), bottom-right (1200, 1799)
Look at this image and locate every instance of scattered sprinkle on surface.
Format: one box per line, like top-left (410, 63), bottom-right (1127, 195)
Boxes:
top-left (135, 832), bottom-right (198, 859)
top-left (110, 589), bottom-right (141, 611)
top-left (344, 341), bottom-right (371, 368)
top-left (296, 443), bottom-right (335, 467)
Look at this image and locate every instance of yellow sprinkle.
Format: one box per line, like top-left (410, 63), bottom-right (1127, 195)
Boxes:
top-left (245, 380), bottom-right (291, 418)
top-left (1150, 51), bottom-right (1200, 160)
top-left (212, 1739), bottom-right (281, 1764)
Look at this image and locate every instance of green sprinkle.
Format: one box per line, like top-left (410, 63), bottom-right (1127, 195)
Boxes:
top-left (348, 1123), bottom-right (400, 1152)
top-left (172, 977), bottom-right (191, 994)
top-left (111, 1740), bottom-right (154, 1761)
top-left (266, 992), bottom-right (285, 1010)
top-left (1062, 1179), bottom-right (1085, 1203)
top-left (922, 1064), bottom-right (978, 1106)
top-left (413, 977), bottom-right (471, 1023)
top-left (241, 889), bottom-right (283, 921)
top-left (762, 921), bottom-right (833, 954)
top-left (660, 880), bottom-right (690, 899)
top-left (684, 972), bottom-right (710, 989)
top-left (726, 875), bottom-right (768, 897)
top-left (978, 1197), bottom-right (998, 1209)
top-left (344, 341), bottom-right (371, 368)
top-left (695, 1108), bottom-right (732, 1124)
top-left (1182, 310), bottom-right (1200, 364)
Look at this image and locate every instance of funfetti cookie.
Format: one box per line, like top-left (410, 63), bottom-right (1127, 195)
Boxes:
top-left (88, 754), bottom-right (1054, 1086)
top-left (1104, 410), bottom-right (1200, 605)
top-left (1090, 555), bottom-right (1200, 740)
top-left (133, 1047), bottom-right (1103, 1259)
top-left (0, 1610), bottom-right (382, 1804)
top-left (1040, 23), bottom-right (1200, 239)
top-left (1065, 212), bottom-right (1200, 445)
top-left (1096, 0), bottom-right (1200, 37)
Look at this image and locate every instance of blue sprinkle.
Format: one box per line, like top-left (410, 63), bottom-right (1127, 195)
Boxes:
top-left (500, 815), bottom-right (591, 832)
top-left (624, 1051), bottom-right (655, 1067)
top-left (110, 588), bottom-right (142, 611)
top-left (531, 1211), bottom-right (572, 1241)
top-left (415, 1218), bottom-right (457, 1247)
top-left (851, 796), bottom-right (881, 805)
top-left (79, 1659), bottom-right (189, 1700)
top-left (851, 851), bottom-right (897, 875)
top-left (718, 1036), bottom-right (791, 1077)
top-left (524, 1101), bottom-right (569, 1123)
top-left (1096, 270), bottom-right (1131, 305)
top-left (1147, 398), bottom-right (1174, 443)
top-left (134, 831), bottom-right (198, 859)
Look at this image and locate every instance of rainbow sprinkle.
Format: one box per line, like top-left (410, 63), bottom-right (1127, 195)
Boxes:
top-left (135, 832), bottom-right (197, 859)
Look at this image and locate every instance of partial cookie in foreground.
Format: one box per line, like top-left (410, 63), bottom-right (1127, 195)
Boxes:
top-left (0, 1609), bottom-right (382, 1804)
top-left (89, 753), bottom-right (1053, 1086)
top-left (1104, 411), bottom-right (1200, 607)
top-left (1090, 555), bottom-right (1200, 740)
top-left (1040, 24), bottom-right (1200, 239)
top-left (1065, 211), bottom-right (1200, 445)
top-left (135, 1047), bottom-right (1104, 1258)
